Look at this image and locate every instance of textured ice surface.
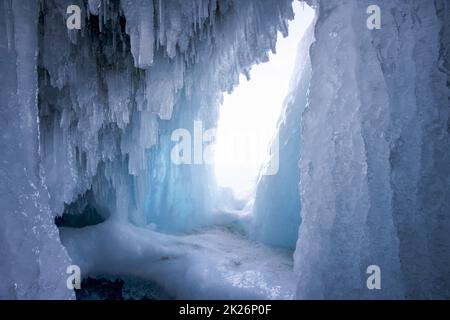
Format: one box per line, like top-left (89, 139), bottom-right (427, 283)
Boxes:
top-left (0, 0), bottom-right (73, 299)
top-left (294, 0), bottom-right (450, 299)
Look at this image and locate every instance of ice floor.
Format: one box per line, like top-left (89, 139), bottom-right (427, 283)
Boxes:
top-left (60, 220), bottom-right (296, 300)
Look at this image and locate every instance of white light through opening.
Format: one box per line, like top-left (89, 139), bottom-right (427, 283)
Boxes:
top-left (214, 2), bottom-right (315, 199)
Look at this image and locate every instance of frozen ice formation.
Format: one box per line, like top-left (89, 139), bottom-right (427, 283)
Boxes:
top-left (36, 0), bottom-right (294, 230)
top-left (1, 0), bottom-right (295, 298)
top-left (294, 0), bottom-right (450, 299)
top-left (0, 0), bottom-right (74, 299)
top-left (1, 0), bottom-right (450, 299)
top-left (249, 21), bottom-right (314, 250)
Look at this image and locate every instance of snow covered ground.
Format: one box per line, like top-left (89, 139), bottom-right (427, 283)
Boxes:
top-left (60, 220), bottom-right (296, 300)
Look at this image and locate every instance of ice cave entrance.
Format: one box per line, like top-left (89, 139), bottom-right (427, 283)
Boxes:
top-left (214, 2), bottom-right (315, 199)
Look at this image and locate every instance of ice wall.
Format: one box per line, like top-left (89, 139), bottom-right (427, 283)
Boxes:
top-left (0, 0), bottom-right (74, 299)
top-left (250, 24), bottom-right (314, 249)
top-left (295, 0), bottom-right (450, 299)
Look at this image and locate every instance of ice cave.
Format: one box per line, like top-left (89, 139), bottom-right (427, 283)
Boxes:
top-left (1, 0), bottom-right (450, 300)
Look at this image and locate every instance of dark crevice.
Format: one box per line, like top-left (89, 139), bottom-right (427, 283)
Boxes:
top-left (76, 275), bottom-right (174, 300)
top-left (55, 189), bottom-right (109, 228)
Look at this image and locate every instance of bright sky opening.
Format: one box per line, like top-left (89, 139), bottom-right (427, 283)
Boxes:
top-left (214, 2), bottom-right (315, 199)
